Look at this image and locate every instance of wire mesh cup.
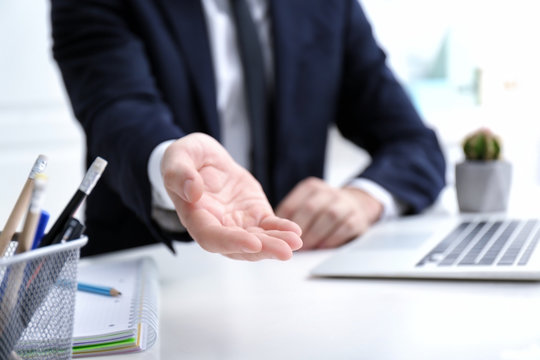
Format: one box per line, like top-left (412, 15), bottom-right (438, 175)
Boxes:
top-left (0, 237), bottom-right (87, 360)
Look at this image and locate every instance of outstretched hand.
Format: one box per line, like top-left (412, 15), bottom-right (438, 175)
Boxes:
top-left (161, 133), bottom-right (302, 260)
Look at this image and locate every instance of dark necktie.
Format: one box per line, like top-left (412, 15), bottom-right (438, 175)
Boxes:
top-left (230, 0), bottom-right (270, 196)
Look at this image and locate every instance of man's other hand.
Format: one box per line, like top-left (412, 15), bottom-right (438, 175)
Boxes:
top-left (276, 177), bottom-right (383, 250)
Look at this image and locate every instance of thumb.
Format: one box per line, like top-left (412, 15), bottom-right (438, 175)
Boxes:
top-left (161, 143), bottom-right (204, 204)
top-left (181, 177), bottom-right (202, 203)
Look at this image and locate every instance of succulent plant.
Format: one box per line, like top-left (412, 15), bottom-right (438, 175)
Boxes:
top-left (462, 128), bottom-right (501, 161)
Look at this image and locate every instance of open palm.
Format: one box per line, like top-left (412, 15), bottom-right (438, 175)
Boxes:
top-left (162, 133), bottom-right (302, 260)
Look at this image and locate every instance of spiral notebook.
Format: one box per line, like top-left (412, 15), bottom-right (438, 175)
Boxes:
top-left (72, 257), bottom-right (159, 357)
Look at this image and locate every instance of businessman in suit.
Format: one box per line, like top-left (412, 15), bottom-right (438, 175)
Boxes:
top-left (51, 0), bottom-right (446, 259)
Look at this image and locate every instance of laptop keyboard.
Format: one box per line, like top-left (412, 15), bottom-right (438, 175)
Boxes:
top-left (416, 219), bottom-right (540, 267)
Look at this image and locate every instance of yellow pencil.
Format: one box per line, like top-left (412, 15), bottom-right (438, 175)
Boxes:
top-left (0, 155), bottom-right (47, 256)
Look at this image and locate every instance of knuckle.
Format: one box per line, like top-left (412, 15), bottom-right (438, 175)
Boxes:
top-left (277, 203), bottom-right (293, 218)
top-left (302, 177), bottom-right (322, 190)
top-left (303, 199), bottom-right (318, 214)
top-left (342, 218), bottom-right (357, 233)
top-left (325, 206), bottom-right (341, 222)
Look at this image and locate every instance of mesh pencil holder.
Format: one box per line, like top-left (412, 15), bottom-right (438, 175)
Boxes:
top-left (0, 237), bottom-right (87, 360)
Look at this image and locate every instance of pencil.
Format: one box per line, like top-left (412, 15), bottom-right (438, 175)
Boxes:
top-left (16, 174), bottom-right (48, 254)
top-left (39, 156), bottom-right (107, 247)
top-left (0, 154), bottom-right (47, 256)
top-left (0, 174), bottom-right (48, 347)
top-left (0, 173), bottom-right (47, 342)
top-left (77, 282), bottom-right (122, 297)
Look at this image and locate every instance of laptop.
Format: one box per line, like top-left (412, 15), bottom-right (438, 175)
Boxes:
top-left (310, 215), bottom-right (540, 280)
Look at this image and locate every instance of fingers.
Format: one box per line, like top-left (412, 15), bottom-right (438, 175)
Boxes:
top-left (276, 178), bottom-right (338, 249)
top-left (276, 178), bottom-right (379, 250)
top-left (260, 216), bottom-right (302, 237)
top-left (225, 232), bottom-right (300, 261)
top-left (276, 177), bottom-right (321, 227)
top-left (188, 212), bottom-right (272, 260)
top-left (195, 226), bottom-right (301, 261)
top-left (259, 229), bottom-right (303, 252)
top-left (316, 213), bottom-right (369, 249)
top-left (183, 207), bottom-right (302, 260)
top-left (301, 202), bottom-right (352, 249)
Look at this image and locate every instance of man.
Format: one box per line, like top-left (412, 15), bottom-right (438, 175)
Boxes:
top-left (51, 0), bottom-right (446, 259)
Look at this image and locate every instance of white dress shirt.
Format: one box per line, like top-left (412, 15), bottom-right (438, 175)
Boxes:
top-left (148, 0), bottom-right (400, 219)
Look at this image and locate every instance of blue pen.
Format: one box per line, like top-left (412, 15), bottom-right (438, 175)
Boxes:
top-left (31, 210), bottom-right (50, 250)
top-left (77, 282), bottom-right (122, 297)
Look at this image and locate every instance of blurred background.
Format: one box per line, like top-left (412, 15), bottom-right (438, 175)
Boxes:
top-left (1, 0), bottom-right (540, 224)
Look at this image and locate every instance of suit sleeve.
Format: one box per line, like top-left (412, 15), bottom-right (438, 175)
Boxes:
top-left (336, 0), bottom-right (446, 213)
top-left (51, 0), bottom-right (184, 236)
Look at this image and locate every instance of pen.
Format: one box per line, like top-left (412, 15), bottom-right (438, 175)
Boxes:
top-left (77, 282), bottom-right (122, 297)
top-left (0, 154), bottom-right (47, 256)
top-left (70, 219), bottom-right (86, 240)
top-left (59, 217), bottom-right (85, 242)
top-left (31, 210), bottom-right (50, 250)
top-left (39, 157), bottom-right (107, 247)
top-left (20, 156), bottom-right (105, 328)
top-left (16, 174), bottom-right (48, 254)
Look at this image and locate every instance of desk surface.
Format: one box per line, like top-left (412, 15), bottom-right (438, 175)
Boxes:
top-left (82, 240), bottom-right (540, 360)
top-left (80, 187), bottom-right (540, 360)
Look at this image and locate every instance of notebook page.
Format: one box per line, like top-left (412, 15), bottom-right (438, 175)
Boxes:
top-left (72, 257), bottom-right (159, 357)
top-left (73, 260), bottom-right (138, 339)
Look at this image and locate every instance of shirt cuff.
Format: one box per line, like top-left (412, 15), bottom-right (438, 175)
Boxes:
top-left (148, 140), bottom-right (177, 210)
top-left (346, 178), bottom-right (405, 220)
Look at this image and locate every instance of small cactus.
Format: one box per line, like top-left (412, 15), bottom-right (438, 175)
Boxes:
top-left (462, 128), bottom-right (502, 161)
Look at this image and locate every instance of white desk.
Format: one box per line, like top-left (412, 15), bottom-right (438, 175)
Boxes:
top-left (82, 207), bottom-right (540, 360)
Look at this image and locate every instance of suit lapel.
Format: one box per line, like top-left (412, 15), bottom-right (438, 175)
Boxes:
top-left (269, 0), bottom-right (304, 130)
top-left (156, 0), bottom-right (220, 138)
top-left (155, 0), bottom-right (308, 148)
top-left (267, 0), bottom-right (307, 203)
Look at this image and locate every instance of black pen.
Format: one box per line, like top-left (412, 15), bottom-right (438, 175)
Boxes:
top-left (39, 157), bottom-right (107, 247)
top-left (59, 217), bottom-right (86, 242)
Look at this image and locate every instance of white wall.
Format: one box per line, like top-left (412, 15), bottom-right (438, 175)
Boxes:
top-left (0, 0), bottom-right (85, 227)
top-left (335, 0), bottom-right (540, 192)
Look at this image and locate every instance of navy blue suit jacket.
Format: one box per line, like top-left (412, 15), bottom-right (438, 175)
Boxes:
top-left (51, 0), bottom-right (446, 256)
